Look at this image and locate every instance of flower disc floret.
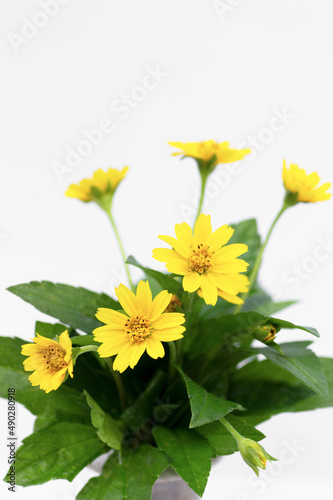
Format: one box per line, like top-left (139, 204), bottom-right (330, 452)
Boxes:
top-left (153, 214), bottom-right (250, 306)
top-left (93, 281), bottom-right (186, 373)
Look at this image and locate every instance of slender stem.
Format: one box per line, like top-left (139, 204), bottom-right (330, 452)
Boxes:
top-left (73, 345), bottom-right (98, 360)
top-left (168, 342), bottom-right (177, 381)
top-left (105, 358), bottom-right (126, 411)
top-left (234, 203), bottom-right (288, 314)
top-left (220, 417), bottom-right (242, 442)
top-left (193, 173), bottom-right (208, 228)
top-left (105, 208), bottom-right (135, 292)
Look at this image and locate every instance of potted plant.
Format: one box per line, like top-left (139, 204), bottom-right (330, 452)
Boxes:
top-left (2, 140), bottom-right (332, 499)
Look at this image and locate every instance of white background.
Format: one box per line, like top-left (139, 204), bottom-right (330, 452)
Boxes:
top-left (1, 0), bottom-right (333, 498)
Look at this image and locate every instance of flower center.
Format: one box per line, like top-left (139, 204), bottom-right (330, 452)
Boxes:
top-left (125, 315), bottom-right (153, 342)
top-left (188, 244), bottom-right (213, 274)
top-left (43, 345), bottom-right (67, 371)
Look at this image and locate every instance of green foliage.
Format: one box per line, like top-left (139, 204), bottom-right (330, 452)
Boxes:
top-left (230, 219), bottom-right (261, 274)
top-left (153, 427), bottom-right (212, 497)
top-left (251, 341), bottom-right (328, 398)
top-left (85, 391), bottom-right (125, 450)
top-left (6, 422), bottom-right (107, 486)
top-left (126, 256), bottom-right (181, 294)
top-left (77, 445), bottom-right (169, 500)
top-left (197, 415), bottom-right (265, 457)
top-left (7, 281), bottom-right (119, 333)
top-left (179, 369), bottom-right (243, 427)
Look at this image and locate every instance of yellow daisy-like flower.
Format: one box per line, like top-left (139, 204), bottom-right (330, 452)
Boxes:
top-left (153, 214), bottom-right (249, 306)
top-left (169, 140), bottom-right (250, 167)
top-left (21, 331), bottom-right (73, 393)
top-left (282, 160), bottom-right (331, 203)
top-left (93, 281), bottom-right (186, 373)
top-left (65, 167), bottom-right (129, 202)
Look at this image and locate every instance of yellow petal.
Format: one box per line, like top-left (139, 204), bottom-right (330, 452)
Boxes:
top-left (150, 290), bottom-right (172, 322)
top-left (145, 337), bottom-right (165, 359)
top-left (96, 308), bottom-right (128, 326)
top-left (183, 272), bottom-right (202, 292)
top-left (152, 313), bottom-right (185, 329)
top-left (200, 275), bottom-right (218, 306)
top-left (115, 284), bottom-right (138, 316)
top-left (136, 281), bottom-right (153, 317)
top-left (194, 214), bottom-right (212, 243)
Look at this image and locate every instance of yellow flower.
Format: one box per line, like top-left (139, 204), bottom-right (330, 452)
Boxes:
top-left (21, 331), bottom-right (73, 393)
top-left (282, 160), bottom-right (331, 203)
top-left (169, 140), bottom-right (250, 167)
top-left (153, 214), bottom-right (249, 306)
top-left (93, 281), bottom-right (186, 373)
top-left (65, 167), bottom-right (129, 202)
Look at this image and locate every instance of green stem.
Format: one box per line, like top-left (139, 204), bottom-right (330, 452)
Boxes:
top-left (193, 173), bottom-right (208, 228)
top-left (220, 417), bottom-right (243, 442)
top-left (105, 208), bottom-right (135, 292)
top-left (234, 202), bottom-right (288, 314)
top-left (105, 358), bottom-right (126, 411)
top-left (168, 342), bottom-right (177, 381)
top-left (72, 345), bottom-right (98, 360)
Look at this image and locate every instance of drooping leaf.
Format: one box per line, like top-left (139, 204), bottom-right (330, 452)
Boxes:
top-left (153, 426), bottom-right (212, 497)
top-left (197, 415), bottom-right (265, 457)
top-left (179, 369), bottom-right (243, 428)
top-left (77, 444), bottom-right (169, 500)
top-left (126, 256), bottom-right (181, 295)
top-left (84, 392), bottom-right (124, 450)
top-left (251, 341), bottom-right (328, 398)
top-left (6, 422), bottom-right (107, 486)
top-left (7, 281), bottom-right (119, 333)
top-left (228, 357), bottom-right (333, 425)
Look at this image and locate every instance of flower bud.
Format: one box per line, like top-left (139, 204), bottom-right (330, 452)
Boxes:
top-left (252, 323), bottom-right (277, 343)
top-left (238, 437), bottom-right (277, 476)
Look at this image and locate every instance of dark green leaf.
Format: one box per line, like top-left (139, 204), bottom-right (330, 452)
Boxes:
top-left (77, 444), bottom-right (169, 500)
top-left (71, 335), bottom-right (99, 346)
top-left (230, 219), bottom-right (261, 274)
top-left (85, 391), bottom-right (124, 450)
top-left (179, 369), bottom-right (243, 428)
top-left (252, 341), bottom-right (328, 398)
top-left (121, 370), bottom-right (167, 433)
top-left (126, 256), bottom-right (181, 294)
top-left (197, 415), bottom-right (265, 457)
top-left (6, 422), bottom-right (107, 486)
top-left (228, 357), bottom-right (333, 425)
top-left (153, 426), bottom-right (212, 497)
top-left (8, 281), bottom-right (119, 333)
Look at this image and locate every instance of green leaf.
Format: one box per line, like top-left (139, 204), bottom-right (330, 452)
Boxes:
top-left (0, 336), bottom-right (90, 428)
top-left (6, 422), bottom-right (107, 486)
top-left (179, 369), bottom-right (243, 428)
top-left (254, 300), bottom-right (298, 316)
top-left (252, 341), bottom-right (328, 398)
top-left (228, 357), bottom-right (333, 425)
top-left (269, 317), bottom-right (319, 337)
top-left (126, 256), bottom-right (181, 294)
top-left (121, 370), bottom-right (167, 433)
top-left (153, 426), bottom-right (212, 497)
top-left (197, 415), bottom-right (265, 457)
top-left (77, 444), bottom-right (169, 500)
top-left (71, 335), bottom-right (99, 346)
top-left (230, 219), bottom-right (261, 274)
top-left (84, 391), bottom-right (124, 450)
top-left (8, 281), bottom-right (119, 333)
top-left (35, 321), bottom-right (69, 339)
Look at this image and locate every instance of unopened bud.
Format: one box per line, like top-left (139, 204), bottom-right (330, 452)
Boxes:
top-left (238, 438), bottom-right (277, 476)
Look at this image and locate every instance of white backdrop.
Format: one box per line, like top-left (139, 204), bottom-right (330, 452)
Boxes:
top-left (1, 1), bottom-right (333, 499)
